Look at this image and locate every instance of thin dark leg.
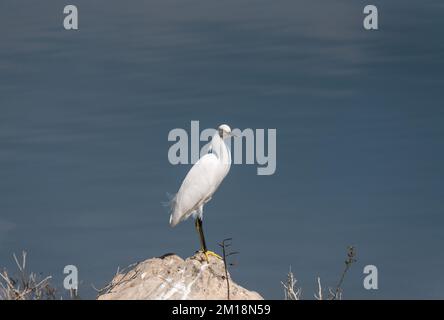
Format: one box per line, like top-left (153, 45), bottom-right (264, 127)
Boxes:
top-left (195, 218), bottom-right (207, 252)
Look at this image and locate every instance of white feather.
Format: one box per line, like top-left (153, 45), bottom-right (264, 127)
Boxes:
top-left (169, 130), bottom-right (231, 227)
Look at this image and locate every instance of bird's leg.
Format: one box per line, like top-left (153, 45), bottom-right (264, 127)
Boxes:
top-left (195, 218), bottom-right (206, 252)
top-left (195, 218), bottom-right (222, 262)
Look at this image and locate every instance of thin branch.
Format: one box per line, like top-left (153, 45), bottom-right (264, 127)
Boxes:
top-left (218, 238), bottom-right (239, 300)
top-left (330, 246), bottom-right (357, 300)
top-left (314, 277), bottom-right (323, 300)
top-left (281, 267), bottom-right (301, 300)
top-left (93, 261), bottom-right (141, 296)
top-left (0, 251), bottom-right (56, 300)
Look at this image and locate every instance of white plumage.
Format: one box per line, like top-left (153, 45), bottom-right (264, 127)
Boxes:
top-left (168, 124), bottom-right (234, 260)
top-left (169, 124), bottom-right (232, 227)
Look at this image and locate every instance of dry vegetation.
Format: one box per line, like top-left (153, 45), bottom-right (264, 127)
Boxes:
top-left (282, 246), bottom-right (357, 300)
top-left (1, 246), bottom-right (356, 300)
top-left (0, 251), bottom-right (57, 300)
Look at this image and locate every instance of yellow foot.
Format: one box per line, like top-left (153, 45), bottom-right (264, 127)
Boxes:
top-left (198, 250), bottom-right (222, 262)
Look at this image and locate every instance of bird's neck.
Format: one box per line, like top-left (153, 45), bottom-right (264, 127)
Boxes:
top-left (211, 134), bottom-right (231, 164)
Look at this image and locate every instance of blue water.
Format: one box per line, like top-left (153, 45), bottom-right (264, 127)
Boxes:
top-left (1, 0), bottom-right (444, 299)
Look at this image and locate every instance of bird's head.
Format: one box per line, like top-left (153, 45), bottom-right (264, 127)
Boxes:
top-left (218, 124), bottom-right (233, 139)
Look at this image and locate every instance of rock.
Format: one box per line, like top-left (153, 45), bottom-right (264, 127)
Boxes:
top-left (97, 253), bottom-right (263, 300)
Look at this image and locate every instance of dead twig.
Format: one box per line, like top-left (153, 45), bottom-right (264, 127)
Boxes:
top-left (93, 261), bottom-right (141, 297)
top-left (0, 251), bottom-right (56, 300)
top-left (218, 238), bottom-right (239, 300)
top-left (330, 246), bottom-right (357, 300)
top-left (281, 267), bottom-right (301, 300)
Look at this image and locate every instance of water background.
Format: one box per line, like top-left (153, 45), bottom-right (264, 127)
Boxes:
top-left (1, 0), bottom-right (443, 298)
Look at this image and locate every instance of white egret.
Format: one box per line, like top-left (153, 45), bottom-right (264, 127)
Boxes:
top-left (169, 124), bottom-right (234, 261)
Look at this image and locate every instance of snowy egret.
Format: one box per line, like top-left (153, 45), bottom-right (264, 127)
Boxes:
top-left (169, 124), bottom-right (234, 261)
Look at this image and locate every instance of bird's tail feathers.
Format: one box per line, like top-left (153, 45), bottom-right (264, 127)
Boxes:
top-left (162, 192), bottom-right (179, 227)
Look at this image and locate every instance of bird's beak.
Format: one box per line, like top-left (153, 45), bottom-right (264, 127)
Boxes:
top-left (229, 133), bottom-right (238, 138)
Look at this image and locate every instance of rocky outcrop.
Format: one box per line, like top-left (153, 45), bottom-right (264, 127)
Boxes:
top-left (97, 253), bottom-right (263, 300)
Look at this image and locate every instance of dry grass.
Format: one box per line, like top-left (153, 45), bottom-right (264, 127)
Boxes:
top-left (281, 267), bottom-right (302, 300)
top-left (0, 251), bottom-right (57, 300)
top-left (283, 246), bottom-right (357, 300)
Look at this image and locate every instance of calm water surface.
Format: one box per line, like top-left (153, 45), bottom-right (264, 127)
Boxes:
top-left (1, 0), bottom-right (444, 298)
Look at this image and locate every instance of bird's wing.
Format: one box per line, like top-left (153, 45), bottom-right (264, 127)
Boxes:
top-left (169, 153), bottom-right (221, 227)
